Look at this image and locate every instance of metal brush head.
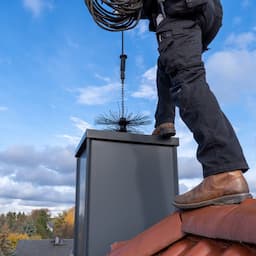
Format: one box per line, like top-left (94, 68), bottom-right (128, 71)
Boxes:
top-left (95, 111), bottom-right (151, 133)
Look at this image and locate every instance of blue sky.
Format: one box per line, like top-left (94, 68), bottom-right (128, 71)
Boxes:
top-left (0, 0), bottom-right (256, 215)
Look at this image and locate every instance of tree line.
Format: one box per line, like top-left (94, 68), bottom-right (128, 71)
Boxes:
top-left (0, 207), bottom-right (74, 254)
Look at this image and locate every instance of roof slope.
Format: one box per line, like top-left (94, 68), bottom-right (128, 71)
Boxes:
top-left (107, 199), bottom-right (256, 256)
top-left (16, 239), bottom-right (73, 256)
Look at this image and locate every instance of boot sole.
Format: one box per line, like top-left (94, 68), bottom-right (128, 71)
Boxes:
top-left (173, 193), bottom-right (252, 210)
top-left (159, 128), bottom-right (176, 138)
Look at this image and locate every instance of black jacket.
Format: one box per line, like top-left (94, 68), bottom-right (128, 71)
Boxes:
top-left (141, 0), bottom-right (158, 31)
top-left (142, 0), bottom-right (208, 31)
top-left (142, 0), bottom-right (223, 50)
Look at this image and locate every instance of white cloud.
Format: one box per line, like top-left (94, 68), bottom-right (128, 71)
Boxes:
top-left (57, 117), bottom-right (93, 145)
top-left (205, 31), bottom-right (256, 103)
top-left (23, 0), bottom-right (54, 17)
top-left (58, 134), bottom-right (81, 145)
top-left (241, 0), bottom-right (251, 8)
top-left (0, 176), bottom-right (75, 214)
top-left (132, 84), bottom-right (156, 99)
top-left (143, 66), bottom-right (157, 81)
top-left (0, 197), bottom-right (72, 216)
top-left (206, 49), bottom-right (256, 102)
top-left (0, 144), bottom-right (76, 213)
top-left (178, 178), bottom-right (203, 194)
top-left (77, 83), bottom-right (119, 105)
top-left (132, 66), bottom-right (157, 99)
top-left (225, 32), bottom-right (256, 50)
top-left (175, 116), bottom-right (197, 157)
top-left (0, 145), bottom-right (75, 182)
top-left (135, 55), bottom-right (145, 70)
top-left (70, 116), bottom-right (93, 132)
top-left (128, 20), bottom-right (149, 38)
top-left (0, 106), bottom-right (8, 111)
top-left (178, 157), bottom-right (201, 179)
top-left (94, 73), bottom-right (111, 83)
top-left (136, 20), bottom-right (149, 36)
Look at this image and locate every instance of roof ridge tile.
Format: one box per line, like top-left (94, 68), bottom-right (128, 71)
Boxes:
top-left (181, 199), bottom-right (256, 244)
top-left (106, 199), bottom-right (256, 256)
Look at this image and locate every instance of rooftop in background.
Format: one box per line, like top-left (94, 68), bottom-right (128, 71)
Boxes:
top-left (107, 199), bottom-right (256, 256)
top-left (16, 239), bottom-right (73, 256)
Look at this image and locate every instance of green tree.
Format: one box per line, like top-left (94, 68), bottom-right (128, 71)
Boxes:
top-left (0, 215), bottom-right (6, 229)
top-left (31, 209), bottom-right (52, 238)
top-left (53, 213), bottom-right (65, 237)
top-left (6, 213), bottom-right (16, 233)
top-left (22, 221), bottom-right (36, 237)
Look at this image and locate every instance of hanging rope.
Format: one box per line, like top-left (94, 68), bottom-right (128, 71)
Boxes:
top-left (95, 31), bottom-right (151, 132)
top-left (120, 31), bottom-right (127, 118)
top-left (84, 0), bottom-right (143, 31)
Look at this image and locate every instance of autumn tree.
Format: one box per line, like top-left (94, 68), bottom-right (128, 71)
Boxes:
top-left (53, 207), bottom-right (74, 238)
top-left (0, 207), bottom-right (75, 243)
top-left (7, 233), bottom-right (29, 249)
top-left (0, 233), bottom-right (14, 256)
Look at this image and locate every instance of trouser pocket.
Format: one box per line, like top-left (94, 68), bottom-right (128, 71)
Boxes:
top-left (157, 32), bottom-right (173, 53)
top-left (185, 0), bottom-right (208, 8)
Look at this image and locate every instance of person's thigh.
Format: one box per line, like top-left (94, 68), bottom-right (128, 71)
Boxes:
top-left (157, 19), bottom-right (203, 77)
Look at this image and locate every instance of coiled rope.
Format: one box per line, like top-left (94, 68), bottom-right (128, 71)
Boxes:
top-left (84, 0), bottom-right (143, 31)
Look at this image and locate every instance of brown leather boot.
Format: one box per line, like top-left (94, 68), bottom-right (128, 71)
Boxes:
top-left (173, 170), bottom-right (252, 209)
top-left (152, 122), bottom-right (176, 138)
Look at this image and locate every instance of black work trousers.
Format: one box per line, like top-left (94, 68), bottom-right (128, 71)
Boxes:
top-left (155, 17), bottom-right (249, 177)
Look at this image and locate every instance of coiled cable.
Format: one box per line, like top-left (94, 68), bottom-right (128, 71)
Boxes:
top-left (84, 0), bottom-right (143, 31)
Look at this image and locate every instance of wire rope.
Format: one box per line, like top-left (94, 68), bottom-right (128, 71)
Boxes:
top-left (84, 0), bottom-right (143, 31)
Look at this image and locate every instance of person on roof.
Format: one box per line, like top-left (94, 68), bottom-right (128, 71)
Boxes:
top-left (142, 0), bottom-right (252, 209)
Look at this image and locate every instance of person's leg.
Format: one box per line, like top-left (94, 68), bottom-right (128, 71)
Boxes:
top-left (156, 17), bottom-right (250, 208)
top-left (153, 62), bottom-right (176, 137)
top-left (154, 62), bottom-right (175, 127)
top-left (157, 17), bottom-right (248, 176)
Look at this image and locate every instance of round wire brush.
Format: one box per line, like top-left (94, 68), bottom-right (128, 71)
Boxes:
top-left (95, 111), bottom-right (151, 132)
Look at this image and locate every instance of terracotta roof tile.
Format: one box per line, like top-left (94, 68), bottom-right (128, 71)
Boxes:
top-left (160, 236), bottom-right (256, 256)
top-left (181, 238), bottom-right (223, 255)
top-left (159, 237), bottom-right (195, 256)
top-left (106, 199), bottom-right (256, 256)
top-left (107, 212), bottom-right (185, 256)
top-left (181, 199), bottom-right (256, 244)
top-left (221, 244), bottom-right (256, 256)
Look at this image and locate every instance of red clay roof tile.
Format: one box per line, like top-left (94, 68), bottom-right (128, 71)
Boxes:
top-left (159, 236), bottom-right (256, 256)
top-left (159, 237), bottom-right (195, 256)
top-left (221, 244), bottom-right (256, 256)
top-left (181, 199), bottom-right (256, 244)
top-left (107, 199), bottom-right (256, 256)
top-left (107, 212), bottom-right (185, 256)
